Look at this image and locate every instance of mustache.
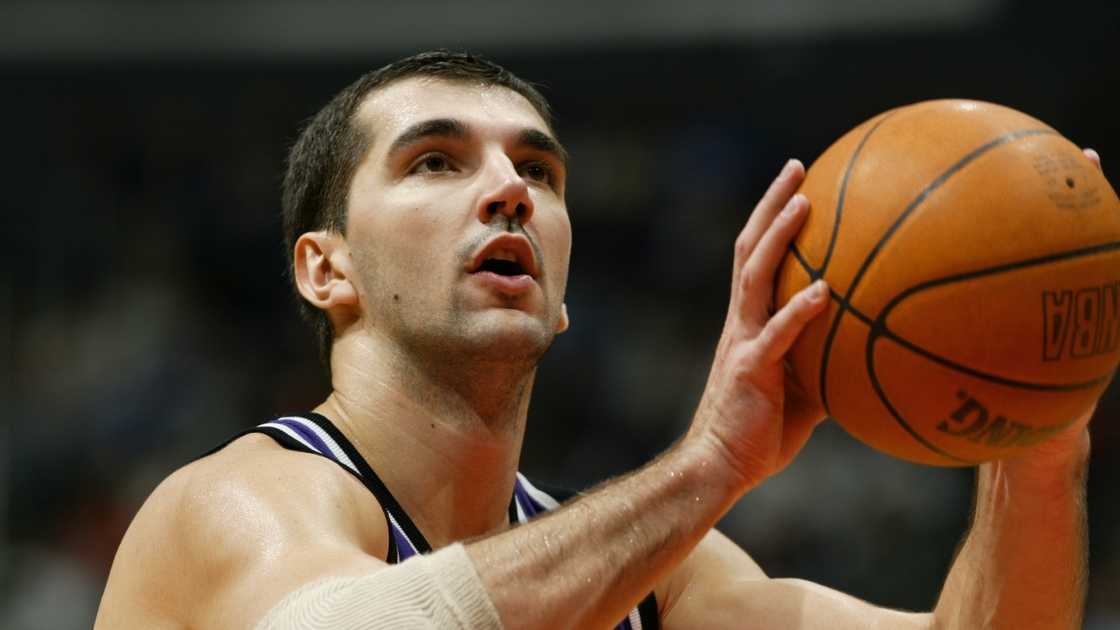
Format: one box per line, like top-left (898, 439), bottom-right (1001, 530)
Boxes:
top-left (459, 217), bottom-right (544, 273)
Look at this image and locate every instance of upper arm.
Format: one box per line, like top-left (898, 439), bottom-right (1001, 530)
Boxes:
top-left (95, 436), bottom-right (391, 630)
top-left (658, 529), bottom-right (933, 630)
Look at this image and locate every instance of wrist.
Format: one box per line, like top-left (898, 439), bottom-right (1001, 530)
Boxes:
top-left (999, 427), bottom-right (1090, 481)
top-left (982, 428), bottom-right (1090, 505)
top-left (675, 429), bottom-right (760, 500)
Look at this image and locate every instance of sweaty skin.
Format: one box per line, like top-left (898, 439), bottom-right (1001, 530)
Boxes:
top-left (95, 78), bottom-right (1094, 630)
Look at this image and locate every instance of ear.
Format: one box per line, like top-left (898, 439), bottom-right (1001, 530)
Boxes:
top-left (293, 231), bottom-right (359, 314)
top-left (556, 302), bottom-right (570, 334)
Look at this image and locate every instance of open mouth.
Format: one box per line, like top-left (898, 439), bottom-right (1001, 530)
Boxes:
top-left (468, 235), bottom-right (539, 280)
top-left (476, 258), bottom-right (527, 276)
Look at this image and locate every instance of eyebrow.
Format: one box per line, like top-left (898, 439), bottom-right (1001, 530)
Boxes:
top-left (386, 117), bottom-right (569, 167)
top-left (519, 128), bottom-right (569, 167)
top-left (387, 118), bottom-right (469, 158)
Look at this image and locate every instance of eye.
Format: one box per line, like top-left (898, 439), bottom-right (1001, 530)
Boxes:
top-left (520, 161), bottom-right (554, 185)
top-left (411, 153), bottom-right (453, 174)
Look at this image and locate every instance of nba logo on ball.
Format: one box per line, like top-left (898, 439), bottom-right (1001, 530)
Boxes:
top-left (774, 99), bottom-right (1120, 466)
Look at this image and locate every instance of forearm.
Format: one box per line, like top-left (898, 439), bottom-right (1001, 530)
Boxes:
top-left (464, 162), bottom-right (829, 630)
top-left (467, 439), bottom-right (744, 630)
top-left (934, 434), bottom-right (1089, 630)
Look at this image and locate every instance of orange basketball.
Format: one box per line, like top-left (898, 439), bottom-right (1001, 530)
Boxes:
top-left (774, 100), bottom-right (1120, 466)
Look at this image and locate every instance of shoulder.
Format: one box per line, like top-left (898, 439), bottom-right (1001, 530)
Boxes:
top-left (657, 530), bottom-right (930, 630)
top-left (187, 434), bottom-right (386, 546)
top-left (96, 433), bottom-right (389, 629)
top-left (656, 529), bottom-right (766, 626)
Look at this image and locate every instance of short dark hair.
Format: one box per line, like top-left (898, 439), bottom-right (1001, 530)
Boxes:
top-left (281, 50), bottom-right (556, 364)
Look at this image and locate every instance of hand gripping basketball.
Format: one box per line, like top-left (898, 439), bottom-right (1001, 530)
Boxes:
top-left (1007, 147), bottom-right (1107, 476)
top-left (772, 102), bottom-right (1119, 466)
top-left (686, 159), bottom-right (831, 490)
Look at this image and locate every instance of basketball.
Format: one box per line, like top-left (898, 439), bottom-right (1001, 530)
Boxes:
top-left (774, 99), bottom-right (1120, 466)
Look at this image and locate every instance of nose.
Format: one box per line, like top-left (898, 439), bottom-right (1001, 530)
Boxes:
top-left (476, 154), bottom-right (534, 226)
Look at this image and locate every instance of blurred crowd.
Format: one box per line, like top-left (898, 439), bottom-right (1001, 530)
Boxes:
top-left (3, 7), bottom-right (1119, 627)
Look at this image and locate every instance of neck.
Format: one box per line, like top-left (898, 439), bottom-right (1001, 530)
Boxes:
top-left (316, 332), bottom-right (536, 548)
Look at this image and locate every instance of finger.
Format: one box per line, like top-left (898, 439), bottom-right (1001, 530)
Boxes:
top-left (732, 160), bottom-right (806, 298)
top-left (1083, 148), bottom-right (1102, 171)
top-left (781, 374), bottom-right (828, 462)
top-left (755, 279), bottom-right (829, 365)
top-left (777, 402), bottom-right (826, 469)
top-left (735, 160), bottom-right (805, 269)
top-left (739, 193), bottom-right (809, 322)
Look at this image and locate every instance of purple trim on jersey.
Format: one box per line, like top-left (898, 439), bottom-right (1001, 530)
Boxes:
top-left (513, 478), bottom-right (636, 630)
top-left (249, 415), bottom-right (652, 629)
top-left (273, 418), bottom-right (337, 463)
top-left (392, 526), bottom-right (417, 562)
top-left (513, 479), bottom-right (542, 519)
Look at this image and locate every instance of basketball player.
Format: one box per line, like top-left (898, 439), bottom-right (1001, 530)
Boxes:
top-left (95, 51), bottom-right (1097, 629)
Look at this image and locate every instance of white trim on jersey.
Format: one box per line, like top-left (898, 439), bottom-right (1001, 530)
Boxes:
top-left (514, 497), bottom-right (529, 524)
top-left (516, 473), bottom-right (562, 510)
top-left (276, 416), bottom-right (361, 474)
top-left (259, 418), bottom-right (360, 476)
top-left (628, 606), bottom-right (644, 630)
top-left (386, 510), bottom-right (420, 557)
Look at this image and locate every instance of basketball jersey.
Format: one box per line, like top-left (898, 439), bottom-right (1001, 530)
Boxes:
top-left (212, 413), bottom-right (660, 630)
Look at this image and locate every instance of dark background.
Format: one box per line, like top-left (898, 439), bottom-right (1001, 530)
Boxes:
top-left (1, 0), bottom-right (1118, 627)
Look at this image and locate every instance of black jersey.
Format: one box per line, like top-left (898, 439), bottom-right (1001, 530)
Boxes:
top-left (212, 413), bottom-right (660, 630)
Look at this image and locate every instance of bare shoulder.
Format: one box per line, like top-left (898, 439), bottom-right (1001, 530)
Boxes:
top-left (95, 434), bottom-right (389, 630)
top-left (655, 529), bottom-right (766, 622)
top-left (658, 529), bottom-right (931, 630)
top-left (169, 434), bottom-right (389, 563)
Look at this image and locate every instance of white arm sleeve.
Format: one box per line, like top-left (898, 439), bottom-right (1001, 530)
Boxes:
top-left (255, 543), bottom-right (504, 630)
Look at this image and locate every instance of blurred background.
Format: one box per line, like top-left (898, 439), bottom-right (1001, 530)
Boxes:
top-left (2, 0), bottom-right (1118, 627)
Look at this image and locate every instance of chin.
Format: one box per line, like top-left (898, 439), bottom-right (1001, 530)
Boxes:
top-left (462, 311), bottom-right (556, 363)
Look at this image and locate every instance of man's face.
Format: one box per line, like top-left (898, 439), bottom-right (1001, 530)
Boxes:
top-left (343, 77), bottom-right (571, 366)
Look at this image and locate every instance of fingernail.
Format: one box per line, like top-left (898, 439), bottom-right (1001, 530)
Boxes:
top-left (812, 279), bottom-right (829, 301)
top-left (782, 159), bottom-right (796, 175)
top-left (782, 194), bottom-right (805, 217)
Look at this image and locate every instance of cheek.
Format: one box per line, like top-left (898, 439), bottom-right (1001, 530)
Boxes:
top-left (348, 207), bottom-right (449, 297)
top-left (541, 214), bottom-right (573, 292)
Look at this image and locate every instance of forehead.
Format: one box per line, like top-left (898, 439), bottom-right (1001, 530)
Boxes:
top-left (355, 76), bottom-right (551, 147)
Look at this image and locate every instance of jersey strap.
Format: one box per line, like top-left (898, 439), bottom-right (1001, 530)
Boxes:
top-left (218, 413), bottom-right (660, 630)
top-left (507, 475), bottom-right (658, 630)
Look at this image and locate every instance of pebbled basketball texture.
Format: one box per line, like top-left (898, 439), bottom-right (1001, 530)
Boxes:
top-left (774, 99), bottom-right (1120, 466)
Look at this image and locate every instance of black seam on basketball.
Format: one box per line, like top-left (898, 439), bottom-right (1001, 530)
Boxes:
top-left (815, 114), bottom-right (909, 412)
top-left (865, 333), bottom-right (977, 465)
top-left (868, 327), bottom-right (1090, 462)
top-left (815, 116), bottom-right (900, 412)
top-left (797, 113), bottom-right (891, 412)
top-left (789, 244), bottom-right (817, 279)
top-left (875, 324), bottom-right (1109, 391)
top-left (842, 237), bottom-right (1111, 459)
top-left (789, 246), bottom-right (877, 323)
top-left (845, 128), bottom-right (1057, 317)
top-left (880, 239), bottom-right (1120, 316)
top-left (787, 116), bottom-right (894, 349)
top-left (819, 127), bottom-right (1056, 439)
top-left (819, 113), bottom-right (896, 276)
top-left (836, 290), bottom-right (874, 325)
top-left (861, 241), bottom-right (1120, 407)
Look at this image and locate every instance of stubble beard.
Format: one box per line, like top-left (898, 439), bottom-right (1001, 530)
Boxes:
top-left (380, 294), bottom-right (555, 428)
top-left (354, 238), bottom-right (560, 421)
top-left (416, 285), bottom-right (557, 376)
